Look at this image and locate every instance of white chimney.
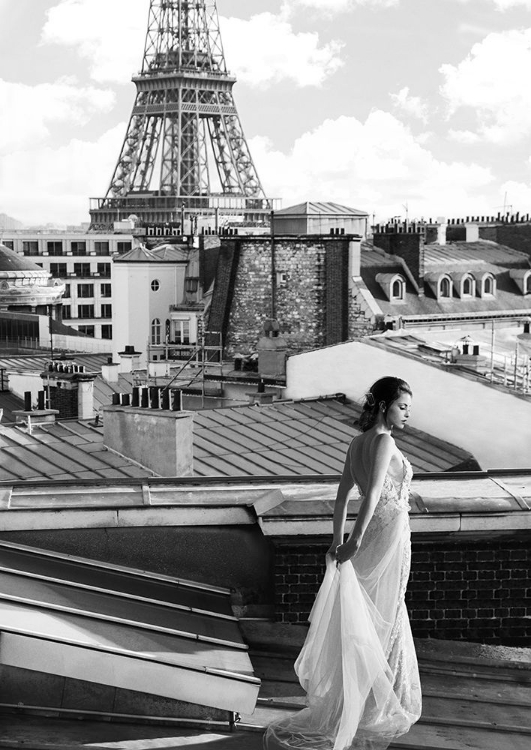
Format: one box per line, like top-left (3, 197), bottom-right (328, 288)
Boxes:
top-left (465, 222), bottom-right (479, 242)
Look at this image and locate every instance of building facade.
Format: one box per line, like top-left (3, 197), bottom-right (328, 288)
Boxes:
top-left (0, 230), bottom-right (133, 341)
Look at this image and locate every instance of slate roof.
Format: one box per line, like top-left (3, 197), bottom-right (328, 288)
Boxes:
top-left (0, 420), bottom-right (150, 482)
top-left (275, 201), bottom-right (369, 217)
top-left (192, 398), bottom-right (476, 476)
top-left (114, 243), bottom-right (189, 263)
top-left (0, 353), bottom-right (110, 376)
top-left (0, 397), bottom-right (477, 482)
top-left (362, 241), bottom-right (531, 318)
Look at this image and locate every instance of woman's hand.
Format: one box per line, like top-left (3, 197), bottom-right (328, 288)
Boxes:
top-left (334, 537), bottom-right (360, 565)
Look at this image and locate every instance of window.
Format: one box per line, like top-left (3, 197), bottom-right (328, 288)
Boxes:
top-left (391, 277), bottom-right (405, 300)
top-left (151, 318), bottom-right (161, 344)
top-left (94, 241), bottom-right (110, 256)
top-left (100, 283), bottom-right (112, 297)
top-left (174, 319), bottom-right (191, 344)
top-left (78, 325), bottom-right (95, 337)
top-left (47, 241), bottom-right (63, 256)
top-left (526, 275), bottom-right (531, 294)
top-left (23, 241), bottom-right (39, 256)
top-left (117, 241), bottom-right (132, 254)
top-left (2, 240), bottom-right (14, 250)
top-left (50, 263), bottom-right (67, 278)
top-left (70, 241), bottom-right (86, 256)
top-left (77, 283), bottom-right (94, 298)
top-left (62, 305), bottom-right (71, 319)
top-left (100, 304), bottom-right (112, 318)
top-left (78, 304), bottom-right (95, 319)
top-left (74, 263), bottom-right (91, 277)
top-left (484, 276), bottom-right (494, 295)
top-left (64, 284), bottom-right (71, 298)
top-left (97, 263), bottom-right (111, 278)
top-left (151, 279), bottom-right (160, 292)
top-left (101, 324), bottom-right (113, 339)
top-left (463, 277), bottom-right (473, 296)
top-left (440, 277), bottom-right (451, 298)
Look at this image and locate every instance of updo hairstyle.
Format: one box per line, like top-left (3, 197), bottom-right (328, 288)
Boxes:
top-left (358, 376), bottom-right (412, 432)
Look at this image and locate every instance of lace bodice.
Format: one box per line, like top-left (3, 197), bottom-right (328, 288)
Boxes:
top-left (357, 454), bottom-right (413, 513)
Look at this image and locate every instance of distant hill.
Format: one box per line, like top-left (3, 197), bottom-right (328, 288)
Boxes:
top-left (0, 213), bottom-right (24, 230)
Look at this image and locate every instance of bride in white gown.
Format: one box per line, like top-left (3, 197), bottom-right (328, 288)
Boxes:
top-left (264, 376), bottom-right (422, 750)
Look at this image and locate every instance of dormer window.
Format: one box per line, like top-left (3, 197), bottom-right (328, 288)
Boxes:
top-left (440, 276), bottom-right (452, 298)
top-left (462, 275), bottom-right (474, 296)
top-left (391, 276), bottom-right (405, 301)
top-left (480, 273), bottom-right (496, 297)
top-left (375, 272), bottom-right (406, 303)
top-left (509, 268), bottom-right (531, 295)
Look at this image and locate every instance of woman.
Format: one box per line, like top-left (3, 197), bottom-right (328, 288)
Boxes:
top-left (264, 376), bottom-right (422, 750)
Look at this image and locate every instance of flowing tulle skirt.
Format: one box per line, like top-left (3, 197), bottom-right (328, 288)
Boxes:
top-left (263, 506), bottom-right (422, 750)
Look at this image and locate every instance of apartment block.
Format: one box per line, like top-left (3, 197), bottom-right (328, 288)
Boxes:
top-left (0, 231), bottom-right (133, 340)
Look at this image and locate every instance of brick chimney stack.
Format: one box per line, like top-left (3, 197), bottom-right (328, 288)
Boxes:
top-left (373, 223), bottom-right (425, 294)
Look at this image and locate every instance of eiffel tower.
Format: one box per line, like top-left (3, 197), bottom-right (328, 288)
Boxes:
top-left (89, 0), bottom-right (274, 231)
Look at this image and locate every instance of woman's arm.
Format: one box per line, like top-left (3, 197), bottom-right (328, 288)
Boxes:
top-left (326, 446), bottom-right (356, 558)
top-left (335, 433), bottom-right (394, 563)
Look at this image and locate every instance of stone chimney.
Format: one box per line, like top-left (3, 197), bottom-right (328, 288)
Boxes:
top-left (103, 403), bottom-right (194, 477)
top-left (257, 319), bottom-right (287, 381)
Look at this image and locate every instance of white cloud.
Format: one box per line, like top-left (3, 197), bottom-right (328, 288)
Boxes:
top-left (0, 77), bottom-right (114, 155)
top-left (390, 87), bottom-right (429, 123)
top-left (284, 0), bottom-right (399, 13)
top-left (221, 13), bottom-right (344, 87)
top-left (250, 111), bottom-right (494, 221)
top-left (42, 0), bottom-right (146, 84)
top-left (0, 124), bottom-right (126, 226)
top-left (440, 29), bottom-right (531, 144)
top-left (43, 1), bottom-right (344, 90)
top-left (492, 0), bottom-right (531, 10)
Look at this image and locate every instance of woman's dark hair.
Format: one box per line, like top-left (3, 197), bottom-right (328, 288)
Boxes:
top-left (358, 376), bottom-right (412, 432)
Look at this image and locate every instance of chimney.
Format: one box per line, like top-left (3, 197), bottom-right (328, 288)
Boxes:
top-left (102, 357), bottom-right (120, 383)
top-left (465, 222), bottom-right (479, 242)
top-left (118, 345), bottom-right (142, 373)
top-left (257, 319), bottom-right (287, 381)
top-left (348, 237), bottom-right (361, 278)
top-left (13, 389), bottom-right (59, 432)
top-left (373, 226), bottom-right (425, 292)
top-left (436, 217), bottom-right (447, 246)
top-left (103, 403), bottom-right (193, 477)
top-left (41, 365), bottom-right (96, 420)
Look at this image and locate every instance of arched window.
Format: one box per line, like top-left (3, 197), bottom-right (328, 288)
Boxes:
top-left (391, 278), bottom-right (404, 300)
top-left (483, 275), bottom-right (494, 295)
top-left (526, 274), bottom-right (531, 294)
top-left (440, 277), bottom-right (451, 298)
top-left (151, 318), bottom-right (161, 344)
top-left (463, 277), bottom-right (472, 296)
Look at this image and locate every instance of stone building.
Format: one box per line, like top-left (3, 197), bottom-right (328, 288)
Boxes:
top-left (206, 233), bottom-right (365, 356)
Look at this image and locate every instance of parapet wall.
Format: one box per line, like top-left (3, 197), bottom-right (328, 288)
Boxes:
top-left (273, 538), bottom-right (530, 645)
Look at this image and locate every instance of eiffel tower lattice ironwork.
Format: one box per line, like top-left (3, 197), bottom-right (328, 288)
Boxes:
top-left (90, 0), bottom-right (273, 230)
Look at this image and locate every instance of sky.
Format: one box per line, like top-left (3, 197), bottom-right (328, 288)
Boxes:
top-left (1, 0), bottom-right (531, 227)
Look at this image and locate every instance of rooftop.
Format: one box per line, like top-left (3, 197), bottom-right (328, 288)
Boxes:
top-left (0, 395), bottom-right (478, 482)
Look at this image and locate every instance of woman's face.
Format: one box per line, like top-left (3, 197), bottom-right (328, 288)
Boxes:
top-left (386, 391), bottom-right (412, 431)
